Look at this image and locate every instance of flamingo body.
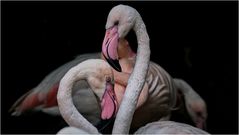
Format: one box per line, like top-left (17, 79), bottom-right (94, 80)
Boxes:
top-left (134, 121), bottom-right (209, 134)
top-left (10, 53), bottom-right (102, 126)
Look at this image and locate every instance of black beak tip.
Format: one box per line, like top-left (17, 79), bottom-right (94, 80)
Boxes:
top-left (106, 58), bottom-right (122, 72)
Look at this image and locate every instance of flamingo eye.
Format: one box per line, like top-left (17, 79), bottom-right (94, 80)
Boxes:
top-left (114, 21), bottom-right (119, 25)
top-left (196, 111), bottom-right (202, 117)
top-left (106, 76), bottom-right (111, 82)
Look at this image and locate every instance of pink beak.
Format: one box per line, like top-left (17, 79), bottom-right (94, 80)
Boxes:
top-left (196, 117), bottom-right (207, 130)
top-left (101, 81), bottom-right (118, 120)
top-left (102, 26), bottom-right (122, 72)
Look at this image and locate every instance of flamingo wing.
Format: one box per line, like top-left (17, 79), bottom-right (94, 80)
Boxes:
top-left (10, 53), bottom-right (101, 116)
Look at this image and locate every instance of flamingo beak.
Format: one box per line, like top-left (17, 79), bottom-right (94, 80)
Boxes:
top-left (196, 118), bottom-right (207, 130)
top-left (101, 81), bottom-right (118, 120)
top-left (102, 26), bottom-right (122, 72)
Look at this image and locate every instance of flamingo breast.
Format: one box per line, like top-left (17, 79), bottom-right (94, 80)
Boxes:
top-left (130, 61), bottom-right (178, 131)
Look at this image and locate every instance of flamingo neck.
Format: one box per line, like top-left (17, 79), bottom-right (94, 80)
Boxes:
top-left (57, 65), bottom-right (100, 134)
top-left (112, 14), bottom-right (150, 134)
top-left (174, 79), bottom-right (200, 100)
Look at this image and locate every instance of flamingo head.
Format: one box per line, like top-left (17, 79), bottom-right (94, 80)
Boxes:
top-left (186, 100), bottom-right (208, 130)
top-left (102, 4), bottom-right (137, 72)
top-left (100, 77), bottom-right (118, 120)
top-left (86, 61), bottom-right (118, 120)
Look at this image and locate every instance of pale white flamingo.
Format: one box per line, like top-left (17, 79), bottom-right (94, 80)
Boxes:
top-left (174, 78), bottom-right (208, 129)
top-left (56, 58), bottom-right (209, 134)
top-left (57, 59), bottom-right (114, 133)
top-left (101, 4), bottom-right (208, 131)
top-left (101, 4), bottom-right (180, 133)
top-left (9, 53), bottom-right (103, 126)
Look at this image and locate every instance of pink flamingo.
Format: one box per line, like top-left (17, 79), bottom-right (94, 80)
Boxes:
top-left (101, 4), bottom-right (207, 132)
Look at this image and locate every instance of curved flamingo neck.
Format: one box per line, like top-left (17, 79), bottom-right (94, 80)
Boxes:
top-left (57, 64), bottom-right (100, 134)
top-left (112, 13), bottom-right (150, 134)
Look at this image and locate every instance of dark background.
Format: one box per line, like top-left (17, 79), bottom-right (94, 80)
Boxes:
top-left (2, 1), bottom-right (238, 134)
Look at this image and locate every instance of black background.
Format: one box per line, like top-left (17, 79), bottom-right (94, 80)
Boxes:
top-left (2, 1), bottom-right (238, 134)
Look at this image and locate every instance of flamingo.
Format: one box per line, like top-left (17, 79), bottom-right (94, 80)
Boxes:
top-left (173, 78), bottom-right (208, 129)
top-left (134, 121), bottom-right (209, 134)
top-left (9, 53), bottom-right (103, 126)
top-left (58, 121), bottom-right (209, 134)
top-left (101, 4), bottom-right (208, 132)
top-left (56, 58), bottom-right (209, 134)
top-left (57, 59), bottom-right (114, 133)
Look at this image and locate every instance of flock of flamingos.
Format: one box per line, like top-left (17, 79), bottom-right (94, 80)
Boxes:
top-left (9, 4), bottom-right (210, 134)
